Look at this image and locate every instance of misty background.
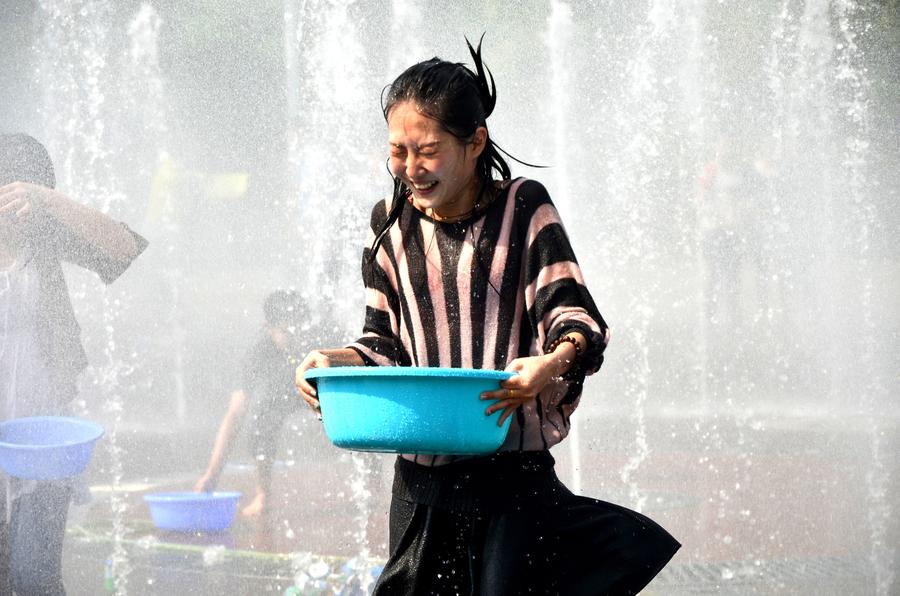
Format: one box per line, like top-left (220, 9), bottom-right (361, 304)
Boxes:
top-left (0, 0), bottom-right (898, 593)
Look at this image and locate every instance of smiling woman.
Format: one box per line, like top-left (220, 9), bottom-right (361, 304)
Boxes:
top-left (294, 38), bottom-right (679, 595)
top-left (387, 101), bottom-right (487, 222)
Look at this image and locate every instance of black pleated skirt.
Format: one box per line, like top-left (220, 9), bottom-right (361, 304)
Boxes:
top-left (372, 451), bottom-right (680, 596)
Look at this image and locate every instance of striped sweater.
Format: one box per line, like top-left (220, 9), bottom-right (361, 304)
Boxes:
top-left (348, 177), bottom-right (609, 466)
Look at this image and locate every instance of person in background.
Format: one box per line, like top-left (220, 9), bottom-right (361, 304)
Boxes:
top-left (0, 133), bottom-right (147, 595)
top-left (295, 39), bottom-right (680, 595)
top-left (194, 290), bottom-right (308, 517)
top-left (696, 135), bottom-right (746, 337)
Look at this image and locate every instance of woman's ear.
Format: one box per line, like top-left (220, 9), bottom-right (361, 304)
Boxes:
top-left (470, 126), bottom-right (488, 159)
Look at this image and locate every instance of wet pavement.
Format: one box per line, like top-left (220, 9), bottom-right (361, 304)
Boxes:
top-left (60, 411), bottom-right (898, 595)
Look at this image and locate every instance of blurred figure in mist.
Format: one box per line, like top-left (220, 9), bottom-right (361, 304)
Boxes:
top-left (194, 290), bottom-right (312, 518)
top-left (738, 142), bottom-right (789, 388)
top-left (696, 136), bottom-right (748, 376)
top-left (0, 133), bottom-right (147, 594)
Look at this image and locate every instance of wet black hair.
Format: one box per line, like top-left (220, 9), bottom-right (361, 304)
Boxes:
top-left (263, 290), bottom-right (304, 327)
top-left (383, 37), bottom-right (510, 186)
top-left (368, 36), bottom-right (523, 261)
top-left (0, 133), bottom-right (56, 189)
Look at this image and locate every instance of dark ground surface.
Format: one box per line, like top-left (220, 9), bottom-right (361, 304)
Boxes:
top-left (60, 412), bottom-right (898, 595)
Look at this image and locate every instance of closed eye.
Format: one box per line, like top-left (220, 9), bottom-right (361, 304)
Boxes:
top-left (417, 142), bottom-right (438, 155)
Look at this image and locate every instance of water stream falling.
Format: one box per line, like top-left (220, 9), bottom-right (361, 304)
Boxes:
top-left (285, 0), bottom-right (377, 327)
top-left (282, 0), bottom-right (383, 581)
top-left (31, 2), bottom-right (169, 593)
top-left (544, 0), bottom-right (585, 496)
top-left (34, 3), bottom-right (133, 592)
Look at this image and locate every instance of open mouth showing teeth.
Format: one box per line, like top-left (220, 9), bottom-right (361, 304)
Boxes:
top-left (413, 181), bottom-right (437, 190)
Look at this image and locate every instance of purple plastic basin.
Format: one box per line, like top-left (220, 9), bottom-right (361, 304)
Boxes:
top-left (143, 491), bottom-right (242, 533)
top-left (0, 416), bottom-right (104, 480)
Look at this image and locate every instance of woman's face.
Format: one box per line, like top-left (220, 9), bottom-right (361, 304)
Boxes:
top-left (387, 101), bottom-right (486, 218)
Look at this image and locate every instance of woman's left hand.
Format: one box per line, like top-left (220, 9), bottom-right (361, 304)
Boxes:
top-left (481, 355), bottom-right (558, 427)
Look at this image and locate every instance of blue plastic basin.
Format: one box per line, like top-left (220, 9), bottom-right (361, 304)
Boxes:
top-left (304, 367), bottom-right (514, 454)
top-left (143, 492), bottom-right (242, 533)
top-left (0, 416), bottom-right (104, 480)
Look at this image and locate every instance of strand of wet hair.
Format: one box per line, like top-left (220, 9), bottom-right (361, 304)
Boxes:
top-left (465, 34), bottom-right (497, 119)
top-left (466, 35), bottom-right (547, 174)
top-left (367, 174), bottom-right (407, 265)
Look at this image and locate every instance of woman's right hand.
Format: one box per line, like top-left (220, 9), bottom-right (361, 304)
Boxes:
top-left (295, 348), bottom-right (366, 418)
top-left (295, 350), bottom-right (340, 418)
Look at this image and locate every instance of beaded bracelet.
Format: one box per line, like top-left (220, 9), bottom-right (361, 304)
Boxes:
top-left (546, 335), bottom-right (582, 357)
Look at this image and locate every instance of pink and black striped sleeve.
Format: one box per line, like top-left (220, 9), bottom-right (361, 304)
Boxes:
top-left (347, 198), bottom-right (409, 367)
top-left (520, 180), bottom-right (609, 375)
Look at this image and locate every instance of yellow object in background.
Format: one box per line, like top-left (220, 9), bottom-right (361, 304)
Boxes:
top-left (146, 154), bottom-right (177, 223)
top-left (203, 172), bottom-right (249, 202)
top-left (147, 153), bottom-right (250, 224)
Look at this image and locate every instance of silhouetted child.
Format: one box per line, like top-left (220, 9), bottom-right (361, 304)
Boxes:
top-left (195, 290), bottom-right (307, 517)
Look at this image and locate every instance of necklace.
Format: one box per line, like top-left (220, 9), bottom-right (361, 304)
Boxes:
top-left (429, 185), bottom-right (498, 224)
top-left (429, 203), bottom-right (478, 223)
